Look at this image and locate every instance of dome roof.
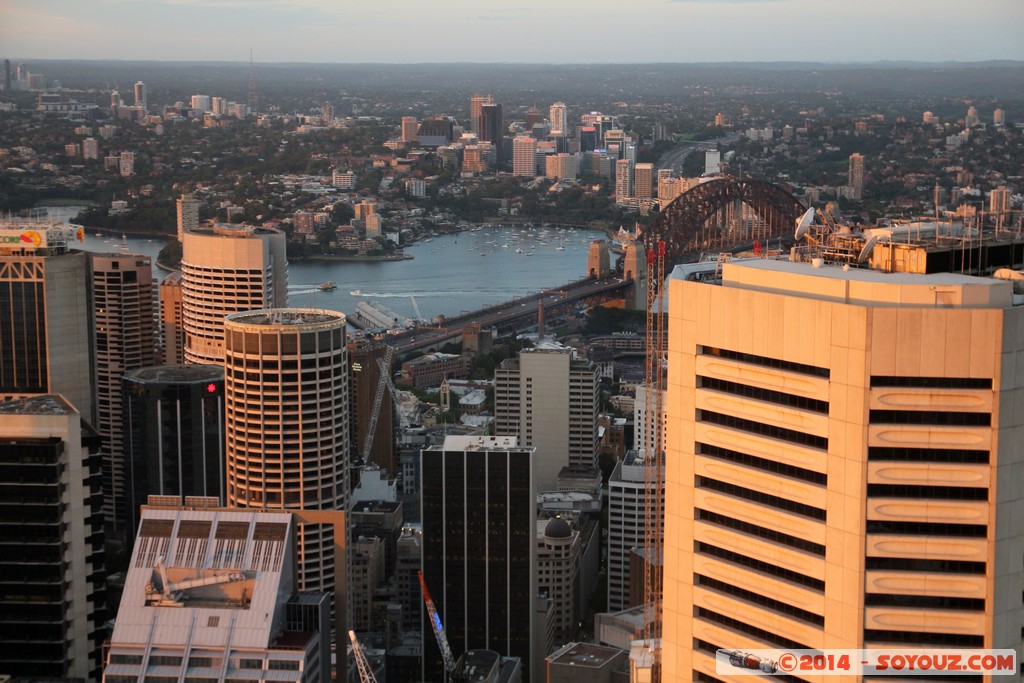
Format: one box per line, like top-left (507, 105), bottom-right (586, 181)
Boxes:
top-left (544, 517), bottom-right (572, 539)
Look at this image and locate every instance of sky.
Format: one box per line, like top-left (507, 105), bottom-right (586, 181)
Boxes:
top-left (3, 0), bottom-right (1024, 64)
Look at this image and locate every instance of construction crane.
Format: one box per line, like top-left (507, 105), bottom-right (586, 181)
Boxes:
top-left (360, 344), bottom-right (396, 464)
top-left (418, 570), bottom-right (458, 682)
top-left (642, 240), bottom-right (666, 680)
top-left (348, 630), bottom-right (379, 683)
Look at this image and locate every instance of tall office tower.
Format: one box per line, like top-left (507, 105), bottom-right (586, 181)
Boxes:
top-left (401, 116), bottom-right (419, 143)
top-left (607, 450), bottom-right (662, 613)
top-left (224, 309), bottom-right (349, 594)
top-left (462, 144), bottom-right (487, 174)
top-left (634, 162), bottom-right (654, 199)
top-left (121, 364), bottom-right (226, 534)
top-left (513, 135), bottom-right (538, 176)
top-left (395, 526), bottom-right (423, 630)
top-left (0, 396), bottom-right (106, 680)
top-left (0, 222), bottom-right (93, 421)
top-left (176, 192), bottom-right (200, 241)
top-left (550, 101), bottom-right (567, 135)
top-left (615, 158), bottom-right (632, 204)
top-left (478, 102), bottom-right (503, 153)
top-left (420, 435), bottom-right (538, 682)
top-left (160, 271), bottom-right (185, 364)
top-left (3, 59), bottom-right (10, 91)
top-left (848, 152), bottom-right (865, 200)
top-left (469, 93), bottom-right (493, 135)
top-left (180, 224), bottom-right (288, 365)
top-left (990, 185), bottom-right (1011, 218)
top-left (633, 384), bottom-right (666, 453)
top-left (190, 94), bottom-right (212, 112)
top-left (579, 126), bottom-right (597, 152)
top-left (661, 259), bottom-right (1024, 683)
top-left (494, 343), bottom-right (599, 492)
top-left (965, 104), bottom-right (980, 127)
top-left (91, 253), bottom-right (158, 532)
top-left (994, 107), bottom-right (1005, 126)
top-left (105, 506), bottom-right (331, 683)
top-left (133, 80), bottom-right (146, 110)
top-left (349, 339), bottom-right (395, 473)
top-left (703, 149), bottom-right (721, 176)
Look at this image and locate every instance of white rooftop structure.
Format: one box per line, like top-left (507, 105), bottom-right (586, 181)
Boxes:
top-left (104, 507), bottom-right (330, 683)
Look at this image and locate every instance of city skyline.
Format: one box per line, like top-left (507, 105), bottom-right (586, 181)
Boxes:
top-left (4, 0), bottom-right (1024, 64)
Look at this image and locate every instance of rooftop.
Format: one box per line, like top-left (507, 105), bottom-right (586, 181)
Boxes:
top-left (548, 642), bottom-right (625, 668)
top-left (440, 434), bottom-right (521, 451)
top-left (124, 364), bottom-right (224, 384)
top-left (0, 394), bottom-right (76, 416)
top-left (226, 308), bottom-right (345, 328)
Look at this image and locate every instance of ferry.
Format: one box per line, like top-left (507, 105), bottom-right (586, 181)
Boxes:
top-left (319, 281), bottom-right (337, 291)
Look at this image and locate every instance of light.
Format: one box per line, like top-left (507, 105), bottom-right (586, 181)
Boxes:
top-left (206, 383), bottom-right (218, 394)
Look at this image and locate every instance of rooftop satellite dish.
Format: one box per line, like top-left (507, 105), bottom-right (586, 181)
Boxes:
top-left (794, 207), bottom-right (815, 241)
top-left (857, 235), bottom-right (882, 264)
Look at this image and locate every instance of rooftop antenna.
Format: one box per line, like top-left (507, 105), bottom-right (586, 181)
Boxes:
top-left (934, 180), bottom-right (940, 240)
top-left (247, 48), bottom-right (258, 115)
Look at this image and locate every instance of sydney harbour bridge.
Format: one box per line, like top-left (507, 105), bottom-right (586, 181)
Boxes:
top-left (392, 177), bottom-right (805, 353)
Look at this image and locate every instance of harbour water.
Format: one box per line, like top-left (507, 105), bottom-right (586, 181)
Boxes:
top-left (71, 214), bottom-right (607, 322)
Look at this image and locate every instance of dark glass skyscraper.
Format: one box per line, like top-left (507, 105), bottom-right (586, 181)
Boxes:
top-left (420, 435), bottom-right (536, 681)
top-left (478, 102), bottom-right (503, 161)
top-left (122, 364), bottom-right (225, 535)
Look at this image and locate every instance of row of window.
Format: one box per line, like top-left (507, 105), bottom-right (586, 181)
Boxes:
top-left (697, 509), bottom-right (826, 556)
top-left (699, 410), bottom-right (828, 450)
top-left (697, 574), bottom-right (825, 626)
top-left (696, 444), bottom-right (831, 485)
top-left (870, 410), bottom-right (991, 426)
top-left (697, 476), bottom-right (827, 521)
top-left (700, 375), bottom-right (829, 414)
top-left (697, 542), bottom-right (825, 590)
top-left (868, 447), bottom-right (990, 463)
top-left (867, 484), bottom-right (988, 501)
top-left (701, 345), bottom-right (830, 378)
top-left (870, 376), bottom-right (992, 389)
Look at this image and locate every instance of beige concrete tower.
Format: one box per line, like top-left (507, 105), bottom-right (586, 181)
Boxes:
top-left (90, 253), bottom-right (158, 532)
top-left (661, 259), bottom-right (1024, 682)
top-left (224, 309), bottom-right (349, 594)
top-left (181, 224), bottom-right (288, 365)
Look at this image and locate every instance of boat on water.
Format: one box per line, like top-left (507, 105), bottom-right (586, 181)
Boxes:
top-left (350, 289), bottom-right (361, 296)
top-left (319, 281), bottom-right (337, 291)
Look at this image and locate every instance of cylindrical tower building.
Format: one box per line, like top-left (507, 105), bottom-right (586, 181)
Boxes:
top-left (180, 224), bottom-right (288, 365)
top-left (224, 309), bottom-right (349, 592)
top-left (121, 364), bottom-right (225, 536)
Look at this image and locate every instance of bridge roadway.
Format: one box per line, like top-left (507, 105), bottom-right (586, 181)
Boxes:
top-left (387, 276), bottom-right (632, 355)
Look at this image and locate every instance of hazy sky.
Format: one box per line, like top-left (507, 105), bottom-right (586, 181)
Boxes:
top-left (4, 0), bottom-right (1024, 64)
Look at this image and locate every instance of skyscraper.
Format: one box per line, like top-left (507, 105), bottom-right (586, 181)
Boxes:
top-left (478, 102), bottom-right (503, 156)
top-left (180, 224), bottom-right (288, 365)
top-left (420, 435), bottom-right (537, 682)
top-left (133, 80), bottom-right (146, 110)
top-left (224, 308), bottom-right (349, 594)
top-left (176, 193), bottom-right (200, 241)
top-left (661, 259), bottom-right (1024, 682)
top-left (160, 271), bottom-right (185, 364)
top-left (848, 152), bottom-right (865, 200)
top-left (0, 222), bottom-right (93, 421)
top-left (607, 450), bottom-right (662, 613)
top-left (615, 158), bottom-right (632, 204)
top-left (469, 93), bottom-right (493, 135)
top-left (122, 364), bottom-right (226, 534)
top-left (512, 135), bottom-right (537, 177)
top-left (91, 253), bottom-right (158, 532)
top-left (0, 395), bottom-right (106, 680)
top-left (634, 162), bottom-right (654, 200)
top-left (401, 116), bottom-right (419, 143)
top-left (550, 101), bottom-right (567, 136)
top-left (494, 342), bottom-right (599, 492)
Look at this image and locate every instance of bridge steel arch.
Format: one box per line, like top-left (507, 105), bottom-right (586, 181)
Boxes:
top-left (644, 177), bottom-right (805, 265)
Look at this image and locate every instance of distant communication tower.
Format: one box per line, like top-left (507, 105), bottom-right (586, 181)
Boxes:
top-left (247, 48), bottom-right (259, 114)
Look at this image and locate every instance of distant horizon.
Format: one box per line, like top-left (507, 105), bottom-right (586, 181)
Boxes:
top-left (8, 57), bottom-right (1024, 68)
top-left (4, 0), bottom-right (1023, 65)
